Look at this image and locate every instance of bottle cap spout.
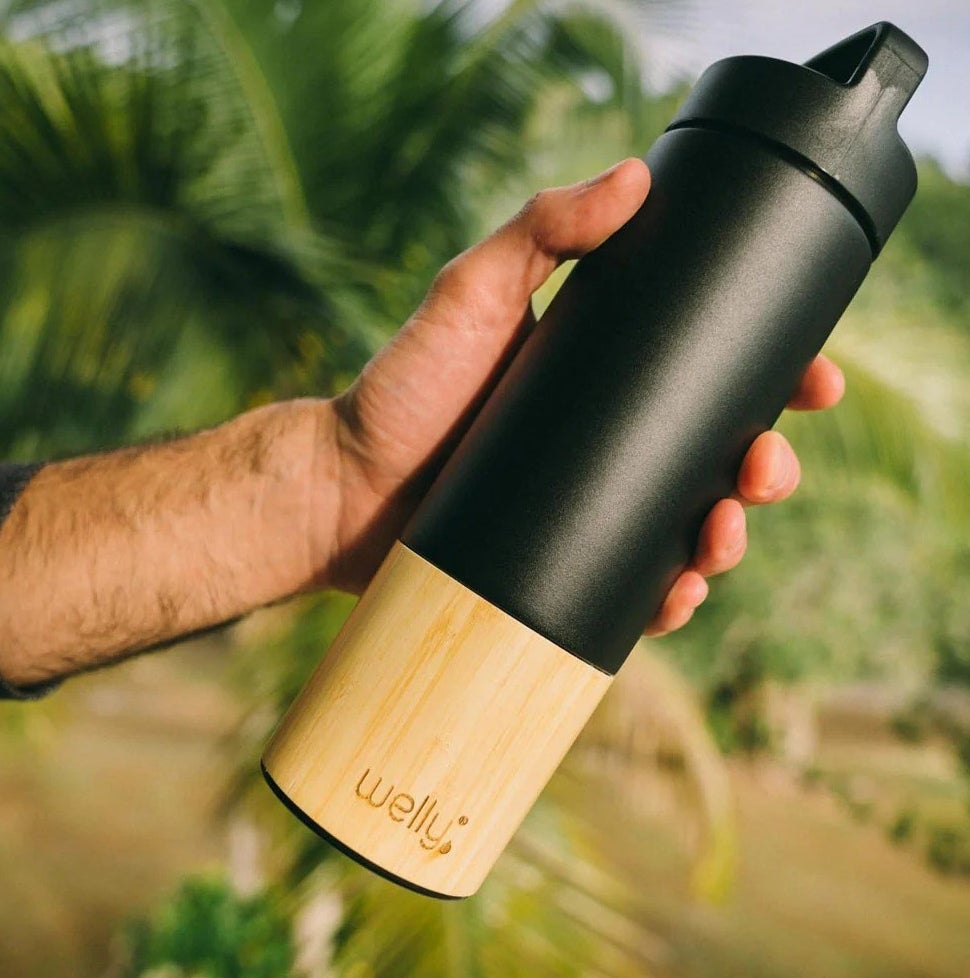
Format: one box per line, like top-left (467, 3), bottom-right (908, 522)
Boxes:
top-left (805, 22), bottom-right (928, 120)
top-left (666, 23), bottom-right (929, 254)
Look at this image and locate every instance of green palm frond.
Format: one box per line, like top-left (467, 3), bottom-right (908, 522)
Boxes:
top-left (224, 0), bottom-right (549, 322)
top-left (0, 0), bottom-right (692, 460)
top-left (568, 644), bottom-right (736, 901)
top-left (0, 1), bottom-right (299, 237)
top-left (781, 179), bottom-right (970, 527)
top-left (779, 358), bottom-right (970, 529)
top-left (291, 774), bottom-right (663, 978)
top-left (225, 0), bottom-right (690, 319)
top-left (0, 3), bottom-right (372, 456)
top-left (324, 862), bottom-right (656, 978)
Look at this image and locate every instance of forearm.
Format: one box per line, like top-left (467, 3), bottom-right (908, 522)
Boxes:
top-left (0, 399), bottom-right (331, 687)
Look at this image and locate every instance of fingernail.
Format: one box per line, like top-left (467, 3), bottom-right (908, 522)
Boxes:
top-left (582, 160), bottom-right (624, 189)
top-left (682, 575), bottom-right (709, 609)
top-left (766, 449), bottom-right (790, 495)
top-left (693, 577), bottom-right (709, 607)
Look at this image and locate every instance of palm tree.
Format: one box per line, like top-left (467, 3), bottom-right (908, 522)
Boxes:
top-left (0, 0), bottom-right (693, 457)
top-left (2, 2), bottom-right (969, 976)
top-left (0, 2), bottom-right (732, 976)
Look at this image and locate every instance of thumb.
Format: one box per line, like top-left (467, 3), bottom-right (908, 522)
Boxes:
top-left (341, 159), bottom-right (650, 479)
top-left (429, 157), bottom-right (651, 327)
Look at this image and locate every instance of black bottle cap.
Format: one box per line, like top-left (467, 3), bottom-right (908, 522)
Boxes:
top-left (667, 22), bottom-right (928, 254)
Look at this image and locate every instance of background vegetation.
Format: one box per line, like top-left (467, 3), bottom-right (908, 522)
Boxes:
top-left (0, 1), bottom-right (968, 976)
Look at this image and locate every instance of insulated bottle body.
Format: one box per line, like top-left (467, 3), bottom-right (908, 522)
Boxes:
top-left (403, 124), bottom-right (873, 672)
top-left (263, 22), bottom-right (927, 900)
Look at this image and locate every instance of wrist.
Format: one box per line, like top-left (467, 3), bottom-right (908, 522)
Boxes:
top-left (306, 393), bottom-right (423, 596)
top-left (303, 394), bottom-right (362, 594)
top-left (232, 397), bottom-right (334, 601)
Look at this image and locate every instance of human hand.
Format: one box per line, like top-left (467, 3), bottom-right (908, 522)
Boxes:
top-left (312, 159), bottom-right (845, 636)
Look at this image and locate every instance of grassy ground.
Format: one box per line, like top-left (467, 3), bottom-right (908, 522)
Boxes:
top-left (616, 765), bottom-right (970, 978)
top-left (0, 642), bottom-right (238, 978)
top-left (1, 656), bottom-right (968, 978)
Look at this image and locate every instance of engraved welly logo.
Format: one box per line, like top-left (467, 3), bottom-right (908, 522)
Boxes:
top-left (354, 768), bottom-right (469, 854)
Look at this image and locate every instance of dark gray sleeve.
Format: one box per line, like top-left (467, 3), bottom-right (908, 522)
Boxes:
top-left (0, 462), bottom-right (59, 701)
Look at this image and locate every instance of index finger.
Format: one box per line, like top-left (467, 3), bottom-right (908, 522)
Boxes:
top-left (786, 354), bottom-right (845, 411)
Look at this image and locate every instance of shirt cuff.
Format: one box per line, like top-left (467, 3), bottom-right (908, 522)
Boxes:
top-left (0, 672), bottom-right (62, 701)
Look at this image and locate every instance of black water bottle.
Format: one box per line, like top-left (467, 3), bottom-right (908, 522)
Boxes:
top-left (263, 22), bottom-right (928, 899)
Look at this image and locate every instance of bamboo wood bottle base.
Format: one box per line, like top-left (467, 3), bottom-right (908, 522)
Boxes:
top-left (261, 541), bottom-right (612, 899)
top-left (261, 761), bottom-right (463, 899)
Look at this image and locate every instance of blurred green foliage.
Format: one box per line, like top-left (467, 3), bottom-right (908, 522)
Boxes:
top-left (895, 159), bottom-right (970, 317)
top-left (1, 0), bottom-right (969, 975)
top-left (122, 877), bottom-right (295, 978)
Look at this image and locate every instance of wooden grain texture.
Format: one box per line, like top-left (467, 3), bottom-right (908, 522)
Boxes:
top-left (262, 541), bottom-right (612, 898)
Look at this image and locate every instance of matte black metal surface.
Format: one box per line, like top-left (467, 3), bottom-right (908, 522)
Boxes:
top-left (669, 22), bottom-right (927, 252)
top-left (403, 125), bottom-right (872, 673)
top-left (401, 23), bottom-right (927, 675)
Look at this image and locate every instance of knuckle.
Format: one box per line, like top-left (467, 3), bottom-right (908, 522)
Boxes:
top-left (519, 189), bottom-right (559, 254)
top-left (429, 253), bottom-right (471, 297)
top-left (524, 187), bottom-right (554, 214)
